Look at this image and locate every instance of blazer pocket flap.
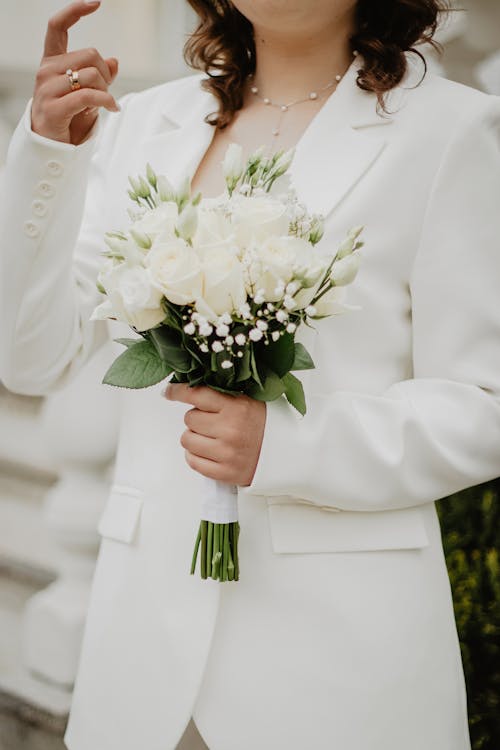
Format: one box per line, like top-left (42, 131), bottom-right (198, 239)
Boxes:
top-left (97, 485), bottom-right (144, 544)
top-left (266, 498), bottom-right (429, 554)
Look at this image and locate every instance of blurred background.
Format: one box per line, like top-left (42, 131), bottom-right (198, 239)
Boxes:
top-left (0, 2), bottom-right (499, 749)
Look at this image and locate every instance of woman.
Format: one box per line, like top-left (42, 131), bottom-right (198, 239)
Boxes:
top-left (1, 1), bottom-right (499, 748)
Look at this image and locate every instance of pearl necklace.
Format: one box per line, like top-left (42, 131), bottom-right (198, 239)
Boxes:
top-left (248, 52), bottom-right (357, 140)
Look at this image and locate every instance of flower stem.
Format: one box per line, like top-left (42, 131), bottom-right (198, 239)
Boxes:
top-left (206, 522), bottom-right (213, 578)
top-left (200, 520), bottom-right (208, 579)
top-left (233, 522), bottom-right (240, 581)
top-left (211, 523), bottom-right (221, 580)
top-left (190, 524), bottom-right (202, 575)
top-left (222, 524), bottom-right (229, 582)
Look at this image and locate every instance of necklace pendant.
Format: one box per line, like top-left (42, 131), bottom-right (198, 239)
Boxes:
top-left (272, 129), bottom-right (280, 137)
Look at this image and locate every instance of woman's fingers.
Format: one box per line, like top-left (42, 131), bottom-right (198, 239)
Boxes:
top-left (181, 430), bottom-right (222, 463)
top-left (42, 66), bottom-right (110, 99)
top-left (43, 1), bottom-right (102, 58)
top-left (50, 88), bottom-right (120, 121)
top-left (34, 1), bottom-right (119, 143)
top-left (43, 47), bottom-right (116, 85)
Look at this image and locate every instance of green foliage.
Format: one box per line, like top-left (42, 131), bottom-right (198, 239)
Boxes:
top-left (102, 339), bottom-right (173, 388)
top-left (103, 323), bottom-right (315, 415)
top-left (437, 479), bottom-right (500, 750)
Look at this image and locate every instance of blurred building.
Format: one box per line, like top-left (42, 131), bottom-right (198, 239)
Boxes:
top-left (0, 2), bottom-right (499, 749)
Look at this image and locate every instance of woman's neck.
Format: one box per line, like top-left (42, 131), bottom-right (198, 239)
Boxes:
top-left (249, 17), bottom-right (355, 103)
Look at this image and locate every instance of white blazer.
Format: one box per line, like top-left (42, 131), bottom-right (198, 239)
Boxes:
top-left (1, 56), bottom-right (500, 750)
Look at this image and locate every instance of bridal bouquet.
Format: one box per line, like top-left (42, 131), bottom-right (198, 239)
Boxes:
top-left (91, 144), bottom-right (363, 582)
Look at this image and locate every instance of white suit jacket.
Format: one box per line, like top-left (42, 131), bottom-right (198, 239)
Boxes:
top-left (1, 57), bottom-right (499, 750)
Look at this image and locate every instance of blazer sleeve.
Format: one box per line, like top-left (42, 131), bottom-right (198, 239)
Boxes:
top-left (0, 95), bottom-right (132, 396)
top-left (243, 96), bottom-right (500, 512)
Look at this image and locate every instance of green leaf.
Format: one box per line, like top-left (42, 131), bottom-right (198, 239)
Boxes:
top-left (250, 346), bottom-right (263, 388)
top-left (103, 339), bottom-right (173, 388)
top-left (235, 348), bottom-right (251, 383)
top-left (149, 327), bottom-right (193, 372)
top-left (260, 332), bottom-right (295, 377)
top-left (282, 372), bottom-right (306, 415)
top-left (114, 337), bottom-right (142, 349)
top-left (247, 369), bottom-right (285, 402)
top-left (292, 342), bottom-right (315, 371)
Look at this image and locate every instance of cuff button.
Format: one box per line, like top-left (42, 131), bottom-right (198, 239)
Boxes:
top-left (47, 160), bottom-right (64, 177)
top-left (32, 200), bottom-right (48, 218)
top-left (24, 221), bottom-right (40, 239)
top-left (36, 181), bottom-right (55, 199)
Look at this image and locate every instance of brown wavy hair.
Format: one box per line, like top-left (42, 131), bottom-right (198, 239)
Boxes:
top-left (184, 0), bottom-right (449, 129)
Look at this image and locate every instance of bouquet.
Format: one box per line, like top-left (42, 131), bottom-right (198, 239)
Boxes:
top-left (91, 143), bottom-right (363, 582)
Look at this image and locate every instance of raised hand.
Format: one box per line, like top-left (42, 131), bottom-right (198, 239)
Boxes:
top-left (31, 1), bottom-right (120, 145)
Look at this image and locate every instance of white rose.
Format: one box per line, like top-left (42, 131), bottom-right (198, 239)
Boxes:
top-left (193, 202), bottom-right (234, 248)
top-left (231, 194), bottom-right (290, 246)
top-left (196, 243), bottom-right (247, 321)
top-left (146, 237), bottom-right (203, 306)
top-left (132, 201), bottom-right (178, 241)
top-left (92, 263), bottom-right (165, 331)
top-left (248, 235), bottom-right (318, 302)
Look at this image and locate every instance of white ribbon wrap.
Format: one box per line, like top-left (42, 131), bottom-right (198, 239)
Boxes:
top-left (200, 477), bottom-right (239, 524)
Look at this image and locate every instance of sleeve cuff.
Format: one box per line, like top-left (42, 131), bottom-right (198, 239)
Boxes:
top-left (240, 395), bottom-right (303, 498)
top-left (23, 97), bottom-right (101, 154)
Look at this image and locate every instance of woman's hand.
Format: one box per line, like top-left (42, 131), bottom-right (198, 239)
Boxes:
top-left (165, 384), bottom-right (266, 487)
top-left (31, 1), bottom-right (120, 145)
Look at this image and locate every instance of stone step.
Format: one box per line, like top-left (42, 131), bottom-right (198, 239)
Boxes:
top-left (0, 559), bottom-right (70, 750)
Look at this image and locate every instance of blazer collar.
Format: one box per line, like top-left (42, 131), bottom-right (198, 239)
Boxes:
top-left (141, 56), bottom-right (412, 219)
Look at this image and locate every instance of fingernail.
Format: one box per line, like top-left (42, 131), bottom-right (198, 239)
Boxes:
top-left (85, 1), bottom-right (101, 5)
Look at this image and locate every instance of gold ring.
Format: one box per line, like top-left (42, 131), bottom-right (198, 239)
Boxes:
top-left (66, 68), bottom-right (81, 91)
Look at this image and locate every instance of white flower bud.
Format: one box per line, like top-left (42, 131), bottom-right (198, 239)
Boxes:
top-left (199, 322), bottom-right (213, 337)
top-left (199, 343), bottom-right (209, 353)
top-left (273, 148), bottom-right (295, 177)
top-left (177, 175), bottom-right (191, 208)
top-left (216, 323), bottom-right (230, 337)
top-left (256, 320), bottom-right (268, 331)
top-left (337, 226), bottom-right (364, 259)
top-left (130, 227), bottom-right (152, 249)
top-left (283, 294), bottom-right (296, 311)
top-left (249, 328), bottom-right (263, 342)
top-left (276, 310), bottom-right (288, 323)
top-left (212, 341), bottom-right (224, 353)
top-left (146, 163), bottom-right (157, 189)
top-left (176, 203), bottom-right (198, 242)
top-left (184, 322), bottom-right (196, 335)
top-left (221, 360), bottom-right (233, 369)
top-left (271, 330), bottom-right (280, 342)
top-left (330, 253), bottom-right (361, 286)
top-left (237, 351), bottom-right (244, 358)
top-left (274, 281), bottom-right (286, 298)
top-left (305, 305), bottom-right (317, 316)
top-left (235, 333), bottom-right (247, 346)
top-left (223, 143), bottom-right (245, 185)
top-left (286, 322), bottom-right (297, 334)
top-left (225, 335), bottom-right (234, 345)
top-left (286, 281), bottom-right (299, 296)
top-left (157, 175), bottom-right (176, 202)
top-left (219, 312), bottom-right (232, 325)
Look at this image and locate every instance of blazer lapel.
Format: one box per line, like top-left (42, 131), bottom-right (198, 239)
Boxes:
top-left (288, 58), bottom-right (392, 220)
top-left (138, 82), bottom-right (218, 191)
top-left (137, 57), bottom-right (408, 217)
